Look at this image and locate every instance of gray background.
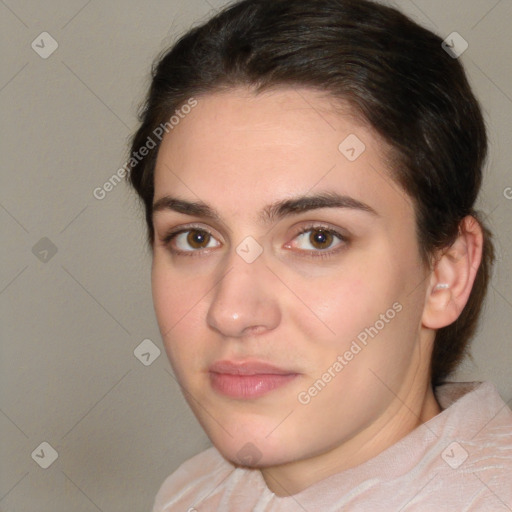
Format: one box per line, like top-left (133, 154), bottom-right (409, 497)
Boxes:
top-left (1, 0), bottom-right (511, 510)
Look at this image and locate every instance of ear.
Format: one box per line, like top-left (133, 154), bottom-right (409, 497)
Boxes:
top-left (422, 215), bottom-right (484, 329)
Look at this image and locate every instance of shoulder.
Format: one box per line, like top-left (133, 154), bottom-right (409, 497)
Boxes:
top-left (431, 381), bottom-right (512, 509)
top-left (435, 380), bottom-right (512, 433)
top-left (435, 381), bottom-right (512, 460)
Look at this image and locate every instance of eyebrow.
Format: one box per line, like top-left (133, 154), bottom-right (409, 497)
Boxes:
top-left (152, 191), bottom-right (379, 224)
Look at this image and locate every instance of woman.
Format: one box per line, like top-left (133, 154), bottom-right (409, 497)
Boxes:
top-left (127, 0), bottom-right (512, 509)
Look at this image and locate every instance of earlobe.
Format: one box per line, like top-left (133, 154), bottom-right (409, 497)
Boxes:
top-left (422, 216), bottom-right (484, 330)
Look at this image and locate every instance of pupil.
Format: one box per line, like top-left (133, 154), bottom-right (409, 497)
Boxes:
top-left (310, 229), bottom-right (332, 249)
top-left (188, 230), bottom-right (209, 248)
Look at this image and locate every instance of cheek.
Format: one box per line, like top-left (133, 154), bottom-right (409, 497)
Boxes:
top-left (152, 255), bottom-right (204, 321)
top-left (151, 258), bottom-right (208, 358)
top-left (288, 267), bottom-right (384, 347)
top-left (288, 254), bottom-right (412, 372)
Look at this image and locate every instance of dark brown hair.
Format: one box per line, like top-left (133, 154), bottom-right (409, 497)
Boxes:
top-left (127, 0), bottom-right (495, 386)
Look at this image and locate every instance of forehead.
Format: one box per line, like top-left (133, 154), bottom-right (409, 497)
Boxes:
top-left (153, 87), bottom-right (413, 220)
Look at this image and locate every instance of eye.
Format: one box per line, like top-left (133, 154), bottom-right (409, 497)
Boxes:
top-left (161, 224), bottom-right (347, 258)
top-left (163, 227), bottom-right (221, 254)
top-left (286, 226), bottom-right (347, 254)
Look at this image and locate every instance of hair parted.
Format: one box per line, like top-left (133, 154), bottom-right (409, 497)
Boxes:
top-left (127, 0), bottom-right (495, 386)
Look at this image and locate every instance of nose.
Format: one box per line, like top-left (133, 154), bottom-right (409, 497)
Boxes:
top-left (206, 250), bottom-right (281, 338)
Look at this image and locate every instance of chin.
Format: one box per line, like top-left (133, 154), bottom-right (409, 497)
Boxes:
top-left (205, 425), bottom-right (299, 469)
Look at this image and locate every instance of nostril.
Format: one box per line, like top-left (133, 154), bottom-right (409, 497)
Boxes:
top-left (242, 325), bottom-right (267, 336)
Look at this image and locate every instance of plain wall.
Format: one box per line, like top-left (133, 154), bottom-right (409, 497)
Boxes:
top-left (1, 0), bottom-right (511, 510)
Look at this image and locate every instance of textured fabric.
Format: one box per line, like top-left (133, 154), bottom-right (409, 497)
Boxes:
top-left (153, 382), bottom-right (512, 511)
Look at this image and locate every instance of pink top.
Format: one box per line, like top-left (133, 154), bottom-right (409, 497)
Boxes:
top-left (153, 381), bottom-right (512, 511)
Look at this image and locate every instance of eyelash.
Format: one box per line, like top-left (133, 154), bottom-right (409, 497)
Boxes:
top-left (160, 223), bottom-right (349, 260)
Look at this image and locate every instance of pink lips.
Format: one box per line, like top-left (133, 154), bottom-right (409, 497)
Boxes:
top-left (208, 360), bottom-right (299, 399)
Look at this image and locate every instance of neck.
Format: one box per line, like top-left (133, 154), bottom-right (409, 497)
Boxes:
top-left (261, 373), bottom-right (441, 496)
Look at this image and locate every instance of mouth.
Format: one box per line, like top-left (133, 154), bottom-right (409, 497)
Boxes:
top-left (208, 360), bottom-right (300, 399)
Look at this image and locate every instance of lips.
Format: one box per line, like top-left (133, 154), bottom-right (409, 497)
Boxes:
top-left (208, 360), bottom-right (299, 399)
top-left (209, 360), bottom-right (295, 375)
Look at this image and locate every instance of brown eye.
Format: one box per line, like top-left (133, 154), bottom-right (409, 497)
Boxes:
top-left (166, 228), bottom-right (221, 253)
top-left (186, 229), bottom-right (211, 249)
top-left (287, 226), bottom-right (347, 255)
top-left (309, 229), bottom-right (334, 250)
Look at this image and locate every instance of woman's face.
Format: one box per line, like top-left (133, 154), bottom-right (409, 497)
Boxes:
top-left (151, 87), bottom-right (436, 488)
